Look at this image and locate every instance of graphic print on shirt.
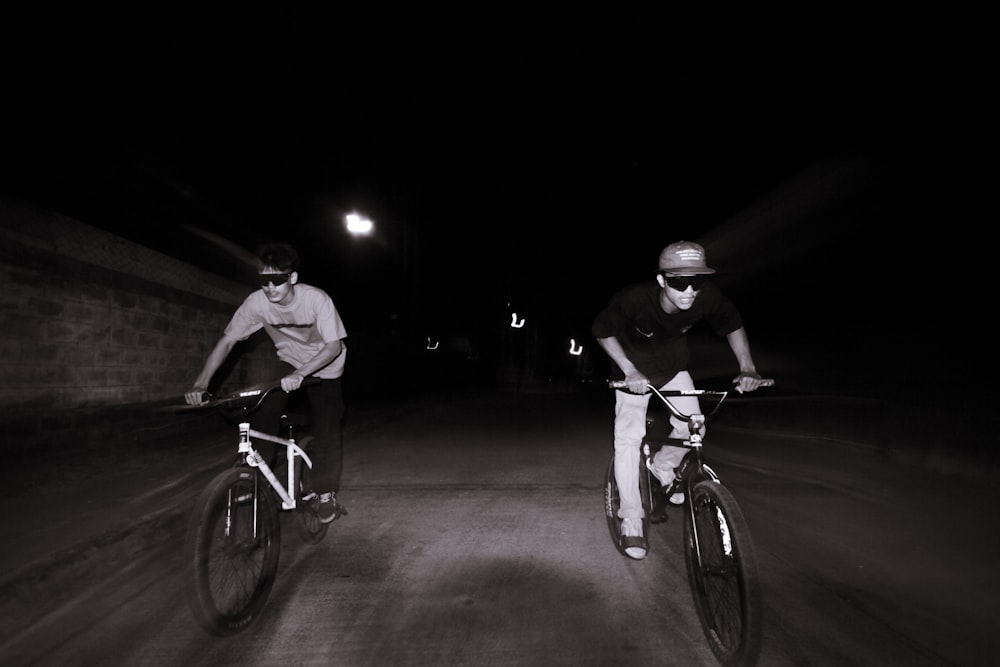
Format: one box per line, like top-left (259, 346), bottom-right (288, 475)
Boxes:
top-left (271, 322), bottom-right (315, 329)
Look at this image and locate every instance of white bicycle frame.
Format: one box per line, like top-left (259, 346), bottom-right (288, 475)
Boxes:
top-left (238, 421), bottom-right (315, 510)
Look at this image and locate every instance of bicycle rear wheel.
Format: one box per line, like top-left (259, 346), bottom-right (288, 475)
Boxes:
top-left (293, 436), bottom-right (329, 544)
top-left (185, 467), bottom-right (282, 635)
top-left (604, 452), bottom-right (652, 555)
top-left (683, 480), bottom-right (762, 667)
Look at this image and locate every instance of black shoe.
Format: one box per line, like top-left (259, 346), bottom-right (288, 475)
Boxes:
top-left (317, 492), bottom-right (346, 524)
top-left (647, 472), bottom-right (668, 524)
top-left (649, 492), bottom-right (669, 524)
top-left (620, 518), bottom-right (648, 560)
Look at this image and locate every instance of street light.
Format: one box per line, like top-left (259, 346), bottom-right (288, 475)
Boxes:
top-left (345, 212), bottom-right (374, 236)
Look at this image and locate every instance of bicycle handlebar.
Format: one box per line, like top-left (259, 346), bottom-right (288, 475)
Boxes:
top-left (173, 376), bottom-right (321, 413)
top-left (608, 378), bottom-right (773, 422)
top-left (607, 378), bottom-right (774, 394)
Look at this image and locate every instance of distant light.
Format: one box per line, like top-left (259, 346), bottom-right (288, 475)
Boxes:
top-left (345, 212), bottom-right (374, 235)
top-left (569, 339), bottom-right (583, 356)
top-left (426, 337), bottom-right (439, 350)
top-left (510, 313), bottom-right (525, 328)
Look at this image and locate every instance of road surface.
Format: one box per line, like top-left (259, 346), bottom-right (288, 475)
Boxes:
top-left (3, 389), bottom-right (998, 666)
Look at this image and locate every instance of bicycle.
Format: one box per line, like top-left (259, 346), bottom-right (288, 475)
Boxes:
top-left (178, 377), bottom-right (346, 636)
top-left (605, 379), bottom-right (773, 667)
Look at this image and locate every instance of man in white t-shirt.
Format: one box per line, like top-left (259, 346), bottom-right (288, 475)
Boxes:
top-left (185, 243), bottom-right (348, 523)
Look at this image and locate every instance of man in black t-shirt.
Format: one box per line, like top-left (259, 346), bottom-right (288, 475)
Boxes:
top-left (592, 240), bottom-right (767, 560)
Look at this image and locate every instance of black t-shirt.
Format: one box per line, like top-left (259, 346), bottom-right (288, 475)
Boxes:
top-left (591, 281), bottom-right (743, 387)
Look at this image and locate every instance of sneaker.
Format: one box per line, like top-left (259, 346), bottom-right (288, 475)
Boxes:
top-left (660, 476), bottom-right (684, 506)
top-left (317, 492), bottom-right (342, 524)
top-left (300, 490), bottom-right (318, 503)
top-left (620, 517), bottom-right (647, 560)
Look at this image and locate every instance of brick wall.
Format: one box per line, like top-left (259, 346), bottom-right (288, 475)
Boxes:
top-left (0, 197), bottom-right (286, 458)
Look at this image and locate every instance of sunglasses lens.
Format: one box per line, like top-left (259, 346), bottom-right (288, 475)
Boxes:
top-left (665, 275), bottom-right (705, 290)
top-left (259, 273), bottom-right (290, 287)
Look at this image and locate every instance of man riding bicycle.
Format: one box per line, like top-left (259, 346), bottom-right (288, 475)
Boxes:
top-left (592, 240), bottom-right (767, 559)
top-left (184, 243), bottom-right (348, 524)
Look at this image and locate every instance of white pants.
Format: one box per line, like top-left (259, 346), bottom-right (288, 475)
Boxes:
top-left (613, 371), bottom-right (703, 520)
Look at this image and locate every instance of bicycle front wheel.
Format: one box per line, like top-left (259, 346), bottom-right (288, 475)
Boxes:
top-left (185, 467), bottom-right (282, 635)
top-left (683, 480), bottom-right (762, 667)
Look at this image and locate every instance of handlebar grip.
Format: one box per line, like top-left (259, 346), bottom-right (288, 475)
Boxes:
top-left (608, 380), bottom-right (647, 390)
top-left (731, 377), bottom-right (775, 394)
top-left (607, 380), bottom-right (652, 394)
top-left (736, 378), bottom-right (775, 387)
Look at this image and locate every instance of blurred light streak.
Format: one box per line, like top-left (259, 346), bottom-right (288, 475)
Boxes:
top-left (182, 226), bottom-right (259, 269)
top-left (697, 152), bottom-right (893, 277)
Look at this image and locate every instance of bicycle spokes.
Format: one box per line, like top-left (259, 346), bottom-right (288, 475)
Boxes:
top-left (684, 481), bottom-right (762, 666)
top-left (186, 469), bottom-right (281, 635)
top-left (717, 506), bottom-right (733, 557)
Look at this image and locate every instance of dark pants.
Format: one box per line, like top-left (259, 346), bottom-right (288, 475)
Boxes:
top-left (251, 377), bottom-right (345, 494)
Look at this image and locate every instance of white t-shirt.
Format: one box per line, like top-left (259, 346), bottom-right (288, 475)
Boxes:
top-left (224, 284), bottom-right (348, 379)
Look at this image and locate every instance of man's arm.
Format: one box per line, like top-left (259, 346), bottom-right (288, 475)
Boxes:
top-left (279, 339), bottom-right (345, 392)
top-left (185, 334), bottom-right (239, 405)
top-left (596, 336), bottom-right (648, 393)
top-left (725, 327), bottom-right (765, 393)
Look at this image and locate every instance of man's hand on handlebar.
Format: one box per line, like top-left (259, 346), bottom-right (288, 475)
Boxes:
top-left (621, 371), bottom-right (649, 395)
top-left (732, 372), bottom-right (773, 394)
top-left (280, 372), bottom-right (305, 393)
top-left (184, 387), bottom-right (210, 406)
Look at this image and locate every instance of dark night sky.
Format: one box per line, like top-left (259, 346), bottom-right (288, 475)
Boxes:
top-left (3, 10), bottom-right (992, 393)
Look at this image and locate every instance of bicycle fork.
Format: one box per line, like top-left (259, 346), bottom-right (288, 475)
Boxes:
top-left (669, 415), bottom-right (718, 572)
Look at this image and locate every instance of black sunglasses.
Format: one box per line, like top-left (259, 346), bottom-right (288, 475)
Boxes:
top-left (662, 274), bottom-right (707, 291)
top-left (258, 272), bottom-right (292, 288)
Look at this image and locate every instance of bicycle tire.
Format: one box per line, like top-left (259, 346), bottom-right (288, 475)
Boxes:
top-left (604, 452), bottom-right (652, 555)
top-left (293, 436), bottom-right (329, 544)
top-left (185, 467), bottom-right (282, 635)
top-left (683, 480), bottom-right (763, 666)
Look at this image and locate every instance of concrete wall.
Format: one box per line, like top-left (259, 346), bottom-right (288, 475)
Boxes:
top-left (0, 197), bottom-right (285, 457)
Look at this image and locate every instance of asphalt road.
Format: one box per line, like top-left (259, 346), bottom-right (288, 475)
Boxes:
top-left (3, 388), bottom-right (998, 666)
